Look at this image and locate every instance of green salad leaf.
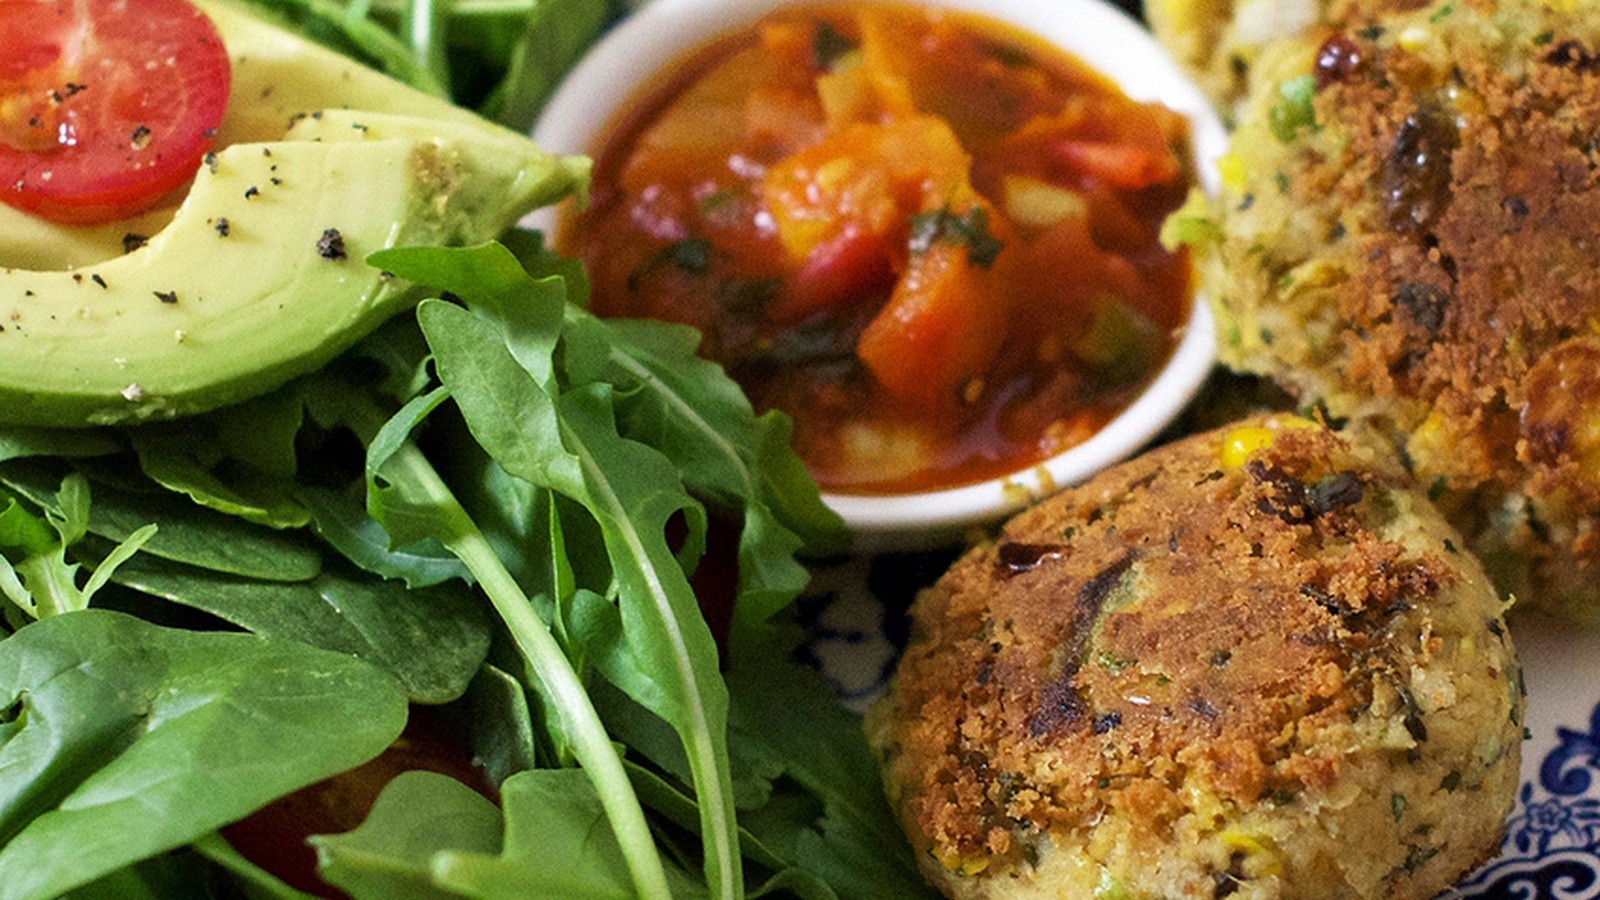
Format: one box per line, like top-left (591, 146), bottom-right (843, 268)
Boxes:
top-left (126, 391), bottom-right (313, 530)
top-left (366, 242), bottom-right (746, 898)
top-left (435, 767), bottom-right (714, 900)
top-left (310, 770), bottom-right (503, 899)
top-left (725, 632), bottom-right (929, 900)
top-left (0, 609), bottom-right (409, 900)
top-left (235, 0), bottom-right (618, 127)
top-left (1, 458), bottom-right (322, 584)
top-left (0, 474), bottom-right (154, 622)
top-left (0, 0), bottom-right (945, 894)
top-left (300, 485), bottom-right (472, 589)
top-left (0, 427), bottom-right (121, 464)
top-left (103, 552), bottom-right (489, 704)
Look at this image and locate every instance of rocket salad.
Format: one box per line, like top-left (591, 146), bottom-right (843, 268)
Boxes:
top-left (0, 1), bottom-right (931, 898)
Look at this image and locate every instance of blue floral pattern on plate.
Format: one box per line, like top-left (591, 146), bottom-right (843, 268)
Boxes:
top-left (1448, 640), bottom-right (1600, 900)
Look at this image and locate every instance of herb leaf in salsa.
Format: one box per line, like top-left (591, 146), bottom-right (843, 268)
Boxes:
top-left (907, 205), bottom-right (1005, 268)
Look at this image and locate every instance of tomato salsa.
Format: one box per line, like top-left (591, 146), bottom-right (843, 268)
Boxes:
top-left (564, 3), bottom-right (1196, 494)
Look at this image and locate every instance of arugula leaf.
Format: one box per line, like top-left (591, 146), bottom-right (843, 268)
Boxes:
top-left (361, 386), bottom-right (675, 899)
top-left (599, 317), bottom-right (844, 632)
top-left (230, 0), bottom-right (449, 97)
top-left (0, 458), bottom-right (322, 583)
top-left (232, 0), bottom-right (617, 128)
top-left (554, 380), bottom-right (733, 797)
top-left (64, 849), bottom-right (229, 900)
top-left (342, 312), bottom-right (438, 407)
top-left (310, 771), bottom-right (502, 899)
top-left (0, 475), bottom-right (155, 621)
top-left (433, 768), bottom-right (709, 900)
top-left (385, 243), bottom-right (741, 897)
top-left (623, 758), bottom-right (881, 900)
top-left (478, 0), bottom-right (612, 131)
top-left (401, 0), bottom-right (454, 98)
top-left (515, 237), bottom-right (845, 627)
top-left (0, 493), bottom-right (55, 559)
top-left (127, 391), bottom-right (311, 529)
top-left (431, 663), bottom-right (539, 788)
top-left (0, 427), bottom-right (120, 463)
top-left (725, 624), bottom-right (933, 899)
top-left (0, 609), bottom-right (409, 900)
top-left (300, 486), bottom-right (470, 588)
top-left (103, 552), bottom-right (489, 704)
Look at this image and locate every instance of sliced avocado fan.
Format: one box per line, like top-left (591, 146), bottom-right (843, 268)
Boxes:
top-left (0, 0), bottom-right (589, 427)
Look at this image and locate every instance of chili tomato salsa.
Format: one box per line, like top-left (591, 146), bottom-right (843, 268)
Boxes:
top-left (564, 3), bottom-right (1197, 494)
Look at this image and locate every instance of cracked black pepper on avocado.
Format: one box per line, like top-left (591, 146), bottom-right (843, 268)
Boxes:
top-left (0, 0), bottom-right (588, 428)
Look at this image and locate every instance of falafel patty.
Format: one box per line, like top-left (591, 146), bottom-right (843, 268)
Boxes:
top-left (1172, 0), bottom-right (1600, 621)
top-left (1147, 0), bottom-right (1415, 117)
top-left (867, 416), bottom-right (1522, 899)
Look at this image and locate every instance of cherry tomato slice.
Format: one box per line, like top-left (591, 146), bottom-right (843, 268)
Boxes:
top-left (0, 0), bottom-right (231, 224)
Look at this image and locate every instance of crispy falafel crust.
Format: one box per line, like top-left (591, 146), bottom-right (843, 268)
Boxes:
top-left (1187, 0), bottom-right (1600, 619)
top-left (868, 417), bottom-right (1522, 899)
top-left (1147, 0), bottom-right (1425, 117)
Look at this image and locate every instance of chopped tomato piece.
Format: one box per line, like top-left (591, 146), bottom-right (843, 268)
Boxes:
top-left (0, 0), bottom-right (231, 224)
top-left (771, 223), bottom-right (895, 324)
top-left (857, 238), bottom-right (1006, 407)
top-left (1082, 182), bottom-right (1159, 256)
top-left (1048, 138), bottom-right (1180, 190)
top-left (1011, 213), bottom-right (1141, 321)
top-left (762, 116), bottom-right (969, 262)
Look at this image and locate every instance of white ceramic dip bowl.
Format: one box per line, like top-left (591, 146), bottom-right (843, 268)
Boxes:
top-left (529, 0), bottom-right (1228, 549)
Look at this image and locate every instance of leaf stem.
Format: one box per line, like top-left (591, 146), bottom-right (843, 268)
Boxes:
top-left (403, 0), bottom-right (452, 95)
top-left (566, 430), bottom-right (740, 899)
top-left (384, 440), bottom-right (673, 900)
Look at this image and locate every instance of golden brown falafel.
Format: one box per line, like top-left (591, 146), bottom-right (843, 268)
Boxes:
top-left (868, 415), bottom-right (1522, 899)
top-left (1148, 0), bottom-right (1431, 116)
top-left (1172, 0), bottom-right (1600, 620)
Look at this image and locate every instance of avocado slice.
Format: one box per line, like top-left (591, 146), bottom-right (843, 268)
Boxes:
top-left (0, 0), bottom-right (588, 427)
top-left (0, 0), bottom-right (491, 272)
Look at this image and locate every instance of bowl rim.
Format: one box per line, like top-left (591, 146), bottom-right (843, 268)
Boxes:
top-left (529, 0), bottom-right (1228, 549)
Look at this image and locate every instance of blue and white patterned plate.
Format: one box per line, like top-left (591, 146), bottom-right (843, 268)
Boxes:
top-left (801, 551), bottom-right (1600, 899)
top-left (1447, 618), bottom-right (1600, 899)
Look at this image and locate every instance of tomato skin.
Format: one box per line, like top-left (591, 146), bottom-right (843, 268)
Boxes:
top-left (0, 0), bottom-right (231, 224)
top-left (770, 224), bottom-right (895, 325)
top-left (1048, 139), bottom-right (1179, 190)
top-left (857, 239), bottom-right (1006, 408)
